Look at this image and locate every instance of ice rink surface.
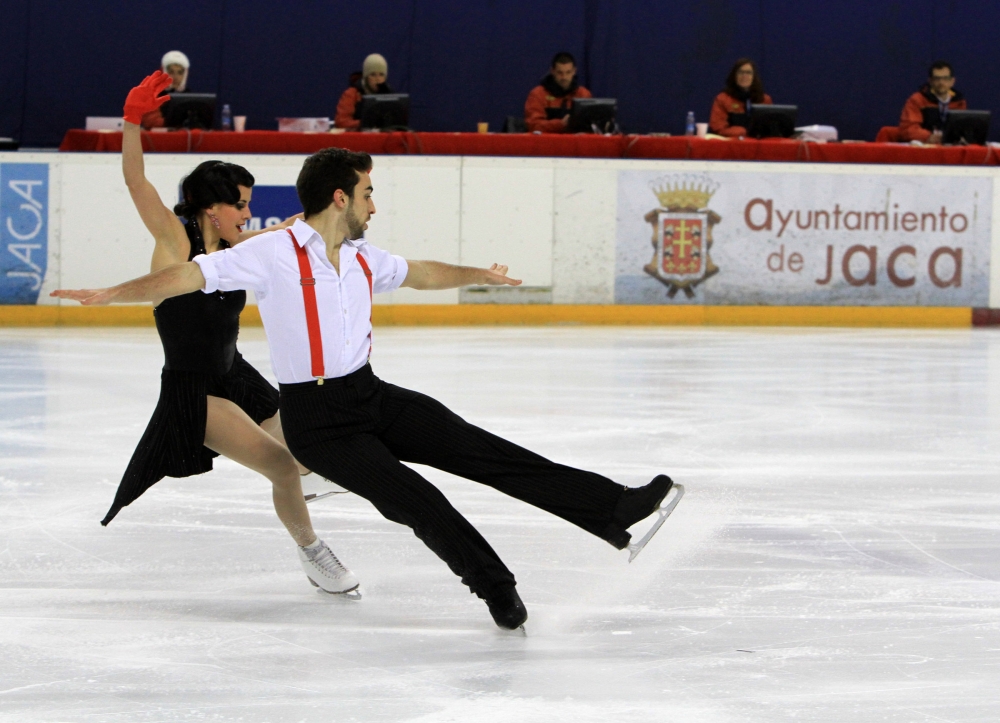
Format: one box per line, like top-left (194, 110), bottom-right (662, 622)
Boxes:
top-left (2, 325), bottom-right (999, 722)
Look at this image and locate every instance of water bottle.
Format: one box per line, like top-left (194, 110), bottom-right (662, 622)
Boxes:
top-left (221, 104), bottom-right (232, 131)
top-left (685, 111), bottom-right (695, 136)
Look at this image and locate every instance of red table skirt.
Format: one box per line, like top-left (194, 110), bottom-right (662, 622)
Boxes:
top-left (59, 129), bottom-right (1000, 166)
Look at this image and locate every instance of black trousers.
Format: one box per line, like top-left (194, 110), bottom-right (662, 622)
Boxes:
top-left (279, 364), bottom-right (628, 599)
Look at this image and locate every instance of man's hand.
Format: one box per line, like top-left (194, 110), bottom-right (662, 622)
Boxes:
top-left (481, 263), bottom-right (521, 286)
top-left (926, 130), bottom-right (943, 145)
top-left (401, 260), bottom-right (522, 290)
top-left (123, 71), bottom-right (172, 125)
top-left (50, 262), bottom-right (206, 306)
top-left (50, 288), bottom-right (117, 305)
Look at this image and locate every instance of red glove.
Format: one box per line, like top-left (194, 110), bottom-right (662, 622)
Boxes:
top-left (123, 71), bottom-right (173, 125)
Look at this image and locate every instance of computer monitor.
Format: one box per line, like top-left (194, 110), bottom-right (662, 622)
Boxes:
top-left (567, 98), bottom-right (617, 134)
top-left (161, 93), bottom-right (217, 130)
top-left (942, 110), bottom-right (990, 145)
top-left (748, 104), bottom-right (797, 139)
top-left (357, 94), bottom-right (410, 131)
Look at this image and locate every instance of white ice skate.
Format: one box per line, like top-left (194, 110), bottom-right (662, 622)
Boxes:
top-left (298, 540), bottom-right (361, 599)
top-left (627, 483), bottom-right (685, 562)
top-left (301, 472), bottom-right (349, 504)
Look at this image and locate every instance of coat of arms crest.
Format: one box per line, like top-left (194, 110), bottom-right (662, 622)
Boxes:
top-left (643, 175), bottom-right (721, 298)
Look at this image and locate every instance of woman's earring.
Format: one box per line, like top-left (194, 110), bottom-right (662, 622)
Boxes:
top-left (209, 214), bottom-right (221, 229)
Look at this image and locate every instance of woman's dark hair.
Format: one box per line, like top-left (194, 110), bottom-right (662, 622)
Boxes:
top-left (296, 147), bottom-right (373, 217)
top-left (173, 160), bottom-right (255, 218)
top-left (724, 57), bottom-right (766, 103)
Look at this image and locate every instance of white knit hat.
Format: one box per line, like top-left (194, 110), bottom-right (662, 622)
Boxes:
top-left (161, 50), bottom-right (190, 70)
top-left (362, 53), bottom-right (388, 79)
top-left (161, 51), bottom-right (190, 91)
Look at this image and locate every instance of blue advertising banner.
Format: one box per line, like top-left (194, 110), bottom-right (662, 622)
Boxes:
top-left (0, 163), bottom-right (49, 304)
top-left (246, 186), bottom-right (301, 231)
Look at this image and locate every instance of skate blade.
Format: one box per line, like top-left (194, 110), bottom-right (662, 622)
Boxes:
top-left (627, 484), bottom-right (685, 563)
top-left (498, 624), bottom-right (527, 637)
top-left (304, 490), bottom-right (348, 504)
top-left (308, 577), bottom-right (362, 600)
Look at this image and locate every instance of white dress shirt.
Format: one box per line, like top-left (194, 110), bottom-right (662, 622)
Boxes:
top-left (193, 218), bottom-right (408, 384)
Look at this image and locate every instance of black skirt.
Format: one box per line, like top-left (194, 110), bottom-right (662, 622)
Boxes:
top-left (101, 352), bottom-right (279, 525)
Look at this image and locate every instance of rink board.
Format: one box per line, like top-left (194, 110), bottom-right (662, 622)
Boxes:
top-left (2, 151), bottom-right (999, 325)
top-left (0, 302), bottom-right (972, 328)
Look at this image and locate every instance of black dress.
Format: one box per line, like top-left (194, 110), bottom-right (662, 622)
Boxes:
top-left (101, 220), bottom-right (279, 525)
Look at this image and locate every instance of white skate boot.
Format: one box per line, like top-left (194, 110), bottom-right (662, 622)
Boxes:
top-left (301, 472), bottom-right (349, 503)
top-left (298, 540), bottom-right (361, 599)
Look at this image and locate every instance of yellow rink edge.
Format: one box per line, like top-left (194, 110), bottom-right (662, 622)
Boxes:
top-left (0, 304), bottom-right (972, 328)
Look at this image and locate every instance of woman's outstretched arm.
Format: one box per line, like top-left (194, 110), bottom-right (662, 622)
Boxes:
top-left (121, 71), bottom-right (190, 267)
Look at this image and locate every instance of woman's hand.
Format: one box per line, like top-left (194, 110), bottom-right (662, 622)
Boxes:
top-left (235, 213), bottom-right (304, 244)
top-left (123, 71), bottom-right (172, 125)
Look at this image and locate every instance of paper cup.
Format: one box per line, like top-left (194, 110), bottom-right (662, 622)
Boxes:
top-left (695, 122), bottom-right (708, 138)
top-left (234, 116), bottom-right (247, 133)
top-left (477, 122), bottom-right (489, 134)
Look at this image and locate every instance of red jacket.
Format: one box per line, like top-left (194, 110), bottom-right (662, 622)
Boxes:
top-left (524, 75), bottom-right (592, 133)
top-left (335, 87), bottom-right (364, 130)
top-left (335, 81), bottom-right (394, 130)
top-left (709, 91), bottom-right (772, 137)
top-left (898, 87), bottom-right (967, 142)
top-left (141, 109), bottom-right (165, 129)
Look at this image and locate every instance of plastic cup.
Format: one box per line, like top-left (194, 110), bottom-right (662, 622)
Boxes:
top-left (477, 122), bottom-right (489, 134)
top-left (234, 116), bottom-right (247, 133)
top-left (695, 122), bottom-right (708, 138)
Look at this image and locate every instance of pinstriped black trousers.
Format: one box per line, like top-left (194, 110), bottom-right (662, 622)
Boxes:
top-left (279, 364), bottom-right (628, 599)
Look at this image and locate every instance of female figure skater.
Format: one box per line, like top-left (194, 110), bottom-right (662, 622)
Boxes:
top-left (111, 71), bottom-right (358, 596)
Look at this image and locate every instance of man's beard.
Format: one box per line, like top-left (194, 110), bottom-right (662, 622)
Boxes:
top-left (345, 204), bottom-right (366, 240)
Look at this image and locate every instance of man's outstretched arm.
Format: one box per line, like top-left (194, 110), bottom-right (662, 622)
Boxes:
top-left (401, 261), bottom-right (521, 290)
top-left (50, 261), bottom-right (206, 305)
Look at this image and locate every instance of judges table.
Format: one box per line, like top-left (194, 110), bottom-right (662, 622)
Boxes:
top-left (59, 129), bottom-right (1000, 165)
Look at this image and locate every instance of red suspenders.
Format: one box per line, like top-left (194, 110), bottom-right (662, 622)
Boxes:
top-left (287, 229), bottom-right (373, 385)
top-left (354, 252), bottom-right (374, 360)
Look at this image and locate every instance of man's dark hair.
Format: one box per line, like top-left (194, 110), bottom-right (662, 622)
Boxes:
top-left (173, 161), bottom-right (254, 218)
top-left (928, 60), bottom-right (954, 77)
top-left (724, 57), bottom-right (766, 103)
top-left (551, 51), bottom-right (576, 67)
top-left (296, 148), bottom-right (373, 217)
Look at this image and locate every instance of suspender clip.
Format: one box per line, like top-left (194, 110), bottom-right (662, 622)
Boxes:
top-left (315, 377), bottom-right (324, 385)
top-left (300, 278), bottom-right (316, 286)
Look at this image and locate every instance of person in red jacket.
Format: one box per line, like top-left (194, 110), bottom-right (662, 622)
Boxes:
top-left (709, 58), bottom-right (772, 138)
top-left (524, 52), bottom-right (592, 133)
top-left (898, 61), bottom-right (967, 144)
top-left (335, 53), bottom-right (393, 130)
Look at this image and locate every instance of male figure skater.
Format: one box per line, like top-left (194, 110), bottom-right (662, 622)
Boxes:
top-left (54, 148), bottom-right (681, 630)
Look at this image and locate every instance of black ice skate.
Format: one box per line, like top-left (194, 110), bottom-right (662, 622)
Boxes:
top-left (301, 472), bottom-right (349, 504)
top-left (612, 474), bottom-right (685, 562)
top-left (485, 587), bottom-right (528, 632)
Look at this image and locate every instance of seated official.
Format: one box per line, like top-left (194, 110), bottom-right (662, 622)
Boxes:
top-left (335, 54), bottom-right (393, 130)
top-left (141, 50), bottom-right (190, 129)
top-left (898, 61), bottom-right (967, 144)
top-left (709, 58), bottom-right (773, 138)
top-left (524, 52), bottom-right (592, 133)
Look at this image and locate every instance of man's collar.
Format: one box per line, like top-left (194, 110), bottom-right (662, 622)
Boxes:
top-left (290, 218), bottom-right (322, 245)
top-left (290, 219), bottom-right (370, 259)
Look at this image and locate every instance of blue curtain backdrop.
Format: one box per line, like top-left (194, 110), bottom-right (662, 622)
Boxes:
top-left (2, 0), bottom-right (998, 146)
